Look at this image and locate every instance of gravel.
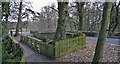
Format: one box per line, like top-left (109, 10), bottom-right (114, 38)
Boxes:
top-left (58, 41), bottom-right (119, 62)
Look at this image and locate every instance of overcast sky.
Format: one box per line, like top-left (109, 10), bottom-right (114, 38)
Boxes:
top-left (26, 0), bottom-right (119, 12)
top-left (26, 0), bottom-right (57, 12)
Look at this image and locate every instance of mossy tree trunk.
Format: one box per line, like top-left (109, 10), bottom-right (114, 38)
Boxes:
top-left (76, 2), bottom-right (85, 31)
top-left (92, 2), bottom-right (113, 63)
top-left (54, 1), bottom-right (68, 42)
top-left (14, 0), bottom-right (22, 36)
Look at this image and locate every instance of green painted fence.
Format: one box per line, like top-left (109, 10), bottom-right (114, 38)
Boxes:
top-left (20, 33), bottom-right (86, 59)
top-left (55, 34), bottom-right (86, 58)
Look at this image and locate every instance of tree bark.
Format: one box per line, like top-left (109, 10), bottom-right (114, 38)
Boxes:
top-left (14, 0), bottom-right (22, 36)
top-left (76, 2), bottom-right (85, 31)
top-left (108, 2), bottom-right (120, 36)
top-left (92, 2), bottom-right (112, 63)
top-left (54, 1), bottom-right (68, 42)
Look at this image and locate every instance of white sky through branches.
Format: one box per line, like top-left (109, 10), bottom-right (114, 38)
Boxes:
top-left (27, 0), bottom-right (119, 12)
top-left (27, 0), bottom-right (57, 12)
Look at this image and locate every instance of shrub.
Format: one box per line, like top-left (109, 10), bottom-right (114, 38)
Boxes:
top-left (2, 36), bottom-right (23, 62)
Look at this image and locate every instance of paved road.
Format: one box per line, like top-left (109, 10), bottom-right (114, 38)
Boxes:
top-left (9, 31), bottom-right (31, 36)
top-left (86, 36), bottom-right (119, 45)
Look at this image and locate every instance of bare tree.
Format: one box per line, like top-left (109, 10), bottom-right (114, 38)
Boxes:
top-left (54, 1), bottom-right (68, 42)
top-left (108, 2), bottom-right (120, 36)
top-left (76, 1), bottom-right (85, 31)
top-left (92, 2), bottom-right (113, 63)
top-left (14, 0), bottom-right (23, 36)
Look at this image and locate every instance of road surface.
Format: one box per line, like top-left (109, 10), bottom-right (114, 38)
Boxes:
top-left (86, 37), bottom-right (119, 45)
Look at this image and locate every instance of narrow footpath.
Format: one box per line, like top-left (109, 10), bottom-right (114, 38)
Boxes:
top-left (13, 36), bottom-right (57, 62)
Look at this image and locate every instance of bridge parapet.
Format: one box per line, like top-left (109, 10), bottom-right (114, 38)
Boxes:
top-left (20, 33), bottom-right (86, 59)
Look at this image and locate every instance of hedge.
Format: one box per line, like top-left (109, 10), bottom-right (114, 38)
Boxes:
top-left (20, 33), bottom-right (86, 59)
top-left (2, 36), bottom-right (24, 64)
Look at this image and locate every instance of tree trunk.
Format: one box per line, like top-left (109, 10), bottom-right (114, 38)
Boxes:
top-left (92, 2), bottom-right (112, 63)
top-left (54, 1), bottom-right (68, 42)
top-left (14, 0), bottom-right (22, 36)
top-left (76, 2), bottom-right (85, 31)
top-left (108, 2), bottom-right (120, 36)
